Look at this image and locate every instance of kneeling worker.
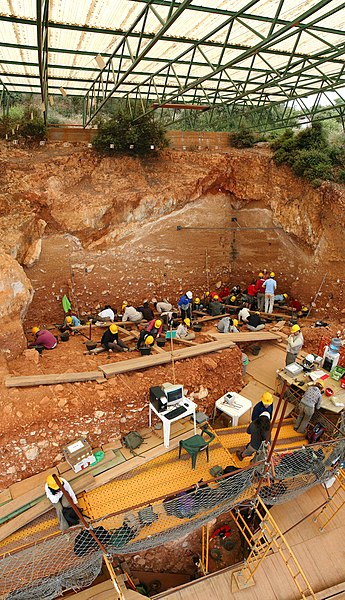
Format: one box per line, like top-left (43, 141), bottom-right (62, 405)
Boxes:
top-left (30, 327), bottom-right (57, 351)
top-left (137, 333), bottom-right (155, 350)
top-left (136, 319), bottom-right (162, 349)
top-left (246, 311), bottom-right (265, 332)
top-left (217, 317), bottom-right (239, 333)
top-left (101, 324), bottom-right (130, 352)
top-left (176, 318), bottom-right (195, 340)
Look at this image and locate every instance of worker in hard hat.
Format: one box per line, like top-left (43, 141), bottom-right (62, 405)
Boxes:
top-left (246, 311), bottom-right (265, 332)
top-left (137, 333), bottom-right (155, 350)
top-left (45, 474), bottom-right (79, 531)
top-left (255, 273), bottom-right (266, 312)
top-left (252, 392), bottom-right (274, 422)
top-left (178, 291), bottom-right (193, 321)
top-left (122, 303), bottom-right (143, 323)
top-left (176, 318), bottom-right (195, 340)
top-left (238, 302), bottom-right (251, 323)
top-left (136, 319), bottom-right (163, 349)
top-left (217, 317), bottom-right (239, 334)
top-left (97, 305), bottom-right (117, 322)
top-left (236, 412), bottom-right (271, 462)
top-left (101, 324), bottom-right (130, 352)
top-left (61, 312), bottom-right (81, 332)
top-left (294, 382), bottom-right (323, 434)
top-left (274, 292), bottom-right (288, 306)
top-left (208, 295), bottom-right (225, 317)
top-left (286, 324), bottom-right (304, 365)
top-left (193, 296), bottom-right (204, 311)
top-left (152, 297), bottom-right (173, 313)
top-left (263, 272), bottom-right (277, 314)
top-left (29, 327), bottom-right (58, 351)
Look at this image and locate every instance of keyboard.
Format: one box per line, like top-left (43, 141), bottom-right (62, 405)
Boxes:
top-left (165, 405), bottom-right (188, 420)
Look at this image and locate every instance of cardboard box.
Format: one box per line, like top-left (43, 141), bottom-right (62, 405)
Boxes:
top-left (62, 437), bottom-right (96, 473)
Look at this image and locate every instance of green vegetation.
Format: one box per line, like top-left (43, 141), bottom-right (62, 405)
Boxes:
top-left (271, 122), bottom-right (345, 187)
top-left (0, 104), bottom-right (47, 142)
top-left (229, 127), bottom-right (256, 148)
top-left (92, 110), bottom-right (168, 156)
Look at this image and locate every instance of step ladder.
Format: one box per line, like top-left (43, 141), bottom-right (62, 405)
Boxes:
top-left (231, 498), bottom-right (316, 599)
top-left (314, 468), bottom-right (345, 531)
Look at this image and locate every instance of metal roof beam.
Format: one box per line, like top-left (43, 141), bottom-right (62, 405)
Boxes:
top-left (36, 0), bottom-right (49, 122)
top-left (0, 77), bottom-right (12, 117)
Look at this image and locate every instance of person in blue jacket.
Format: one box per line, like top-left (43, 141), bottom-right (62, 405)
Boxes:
top-left (251, 391), bottom-right (274, 422)
top-left (178, 291), bottom-right (193, 321)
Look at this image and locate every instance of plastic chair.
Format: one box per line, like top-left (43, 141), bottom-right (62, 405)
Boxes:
top-left (179, 426), bottom-right (215, 470)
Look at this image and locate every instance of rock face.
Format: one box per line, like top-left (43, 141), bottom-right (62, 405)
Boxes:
top-left (0, 141), bottom-right (344, 324)
top-left (0, 252), bottom-right (33, 358)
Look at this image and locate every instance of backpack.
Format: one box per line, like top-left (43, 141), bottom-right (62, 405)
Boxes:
top-left (307, 423), bottom-right (326, 444)
top-left (73, 526), bottom-right (111, 557)
top-left (122, 431), bottom-right (144, 455)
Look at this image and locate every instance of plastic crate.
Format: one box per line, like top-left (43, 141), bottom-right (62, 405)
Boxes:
top-left (330, 366), bottom-right (345, 381)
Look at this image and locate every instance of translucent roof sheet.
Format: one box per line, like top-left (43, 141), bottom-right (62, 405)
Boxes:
top-left (0, 0), bottom-right (344, 121)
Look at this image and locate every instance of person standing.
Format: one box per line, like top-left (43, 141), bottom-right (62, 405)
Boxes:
top-left (178, 291), bottom-right (193, 321)
top-left (236, 413), bottom-right (271, 461)
top-left (263, 272), bottom-right (277, 313)
top-left (45, 475), bottom-right (79, 531)
top-left (101, 324), bottom-right (130, 352)
top-left (294, 383), bottom-right (323, 433)
top-left (251, 392), bottom-right (274, 421)
top-left (286, 324), bottom-right (304, 365)
top-left (255, 272), bottom-right (266, 312)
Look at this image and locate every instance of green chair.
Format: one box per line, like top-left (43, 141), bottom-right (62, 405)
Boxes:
top-left (179, 426), bottom-right (216, 470)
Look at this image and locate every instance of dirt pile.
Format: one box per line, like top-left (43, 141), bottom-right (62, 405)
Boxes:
top-left (0, 142), bottom-right (344, 329)
top-left (0, 344), bottom-right (242, 488)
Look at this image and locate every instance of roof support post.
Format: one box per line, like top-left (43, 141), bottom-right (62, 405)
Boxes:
top-left (36, 0), bottom-right (49, 123)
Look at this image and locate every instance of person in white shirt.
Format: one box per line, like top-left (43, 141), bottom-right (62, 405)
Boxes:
top-left (122, 304), bottom-right (143, 323)
top-left (152, 297), bottom-right (173, 313)
top-left (217, 317), bottom-right (239, 333)
top-left (263, 272), bottom-right (277, 313)
top-left (97, 305), bottom-right (115, 322)
top-left (45, 474), bottom-right (79, 531)
top-left (286, 324), bottom-right (304, 365)
top-left (176, 318), bottom-right (195, 340)
top-left (238, 303), bottom-right (251, 323)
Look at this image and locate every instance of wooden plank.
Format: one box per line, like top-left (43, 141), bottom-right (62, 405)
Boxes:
top-left (99, 339), bottom-right (235, 378)
top-left (9, 467), bottom-right (59, 500)
top-left (5, 370), bottom-right (105, 388)
top-left (0, 489), bottom-right (12, 507)
top-left (210, 331), bottom-right (281, 343)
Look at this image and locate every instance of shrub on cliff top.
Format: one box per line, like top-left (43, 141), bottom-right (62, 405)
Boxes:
top-left (229, 127), bottom-right (256, 148)
top-left (0, 105), bottom-right (47, 142)
top-left (270, 122), bottom-right (345, 186)
top-left (92, 111), bottom-right (168, 156)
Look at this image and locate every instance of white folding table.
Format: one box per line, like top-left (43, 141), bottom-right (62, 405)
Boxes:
top-left (213, 392), bottom-right (252, 426)
top-left (149, 398), bottom-right (197, 448)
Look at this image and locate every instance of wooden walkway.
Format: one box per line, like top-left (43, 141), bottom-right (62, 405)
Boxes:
top-left (158, 485), bottom-right (345, 600)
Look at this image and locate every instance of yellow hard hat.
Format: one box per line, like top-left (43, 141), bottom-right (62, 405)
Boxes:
top-left (32, 326), bottom-right (39, 335)
top-left (301, 306), bottom-right (308, 312)
top-left (205, 291), bottom-right (210, 296)
top-left (261, 391), bottom-right (273, 405)
top-left (255, 311), bottom-right (260, 315)
top-left (66, 316), bottom-right (72, 324)
top-left (283, 293), bottom-right (288, 299)
top-left (184, 318), bottom-right (191, 327)
top-left (231, 295), bottom-right (236, 302)
top-left (258, 272), bottom-right (264, 277)
top-left (122, 301), bottom-right (128, 307)
top-left (270, 272), bottom-right (275, 277)
top-left (145, 335), bottom-right (154, 345)
top-left (195, 297), bottom-right (200, 303)
top-left (213, 295), bottom-right (219, 300)
top-left (110, 324), bottom-right (118, 334)
top-left (154, 319), bottom-right (162, 328)
top-left (291, 324), bottom-right (300, 333)
top-left (233, 319), bottom-right (239, 327)
top-left (46, 474), bottom-right (62, 490)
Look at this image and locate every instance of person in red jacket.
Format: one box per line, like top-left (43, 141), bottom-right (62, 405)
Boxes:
top-left (30, 327), bottom-right (57, 351)
top-left (255, 272), bottom-right (266, 312)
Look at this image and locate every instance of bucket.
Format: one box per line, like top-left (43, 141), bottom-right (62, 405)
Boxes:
top-left (193, 324), bottom-right (202, 332)
top-left (86, 341), bottom-right (97, 351)
top-left (140, 347), bottom-right (152, 356)
top-left (251, 345), bottom-right (261, 356)
top-left (156, 338), bottom-right (166, 348)
top-left (60, 332), bottom-right (69, 342)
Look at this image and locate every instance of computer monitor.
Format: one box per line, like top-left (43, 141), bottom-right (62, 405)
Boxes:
top-left (162, 382), bottom-right (184, 404)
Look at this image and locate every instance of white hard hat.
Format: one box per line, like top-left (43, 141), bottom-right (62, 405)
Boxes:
top-left (260, 411), bottom-right (271, 420)
top-left (186, 291), bottom-right (193, 299)
top-left (305, 354), bottom-right (314, 363)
